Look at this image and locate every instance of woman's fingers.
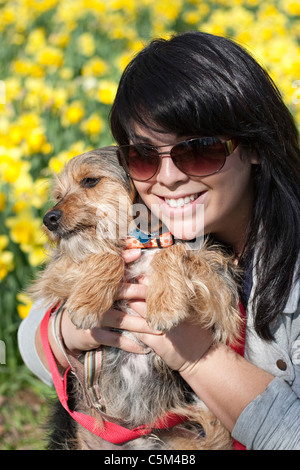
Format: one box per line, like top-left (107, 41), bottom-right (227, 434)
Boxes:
top-left (61, 307), bottom-right (155, 354)
top-left (117, 282), bottom-right (147, 300)
top-left (97, 307), bottom-right (160, 334)
top-left (90, 328), bottom-right (151, 354)
top-left (122, 248), bottom-right (142, 263)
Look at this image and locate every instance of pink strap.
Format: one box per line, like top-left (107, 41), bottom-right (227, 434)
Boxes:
top-left (41, 302), bottom-right (247, 448)
top-left (231, 301), bottom-right (247, 451)
top-left (229, 301), bottom-right (246, 357)
top-left (41, 307), bottom-right (187, 444)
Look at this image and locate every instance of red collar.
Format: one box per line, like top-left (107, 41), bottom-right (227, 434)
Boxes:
top-left (41, 302), bottom-right (246, 449)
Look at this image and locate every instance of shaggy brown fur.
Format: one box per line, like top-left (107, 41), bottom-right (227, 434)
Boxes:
top-left (30, 146), bottom-right (243, 450)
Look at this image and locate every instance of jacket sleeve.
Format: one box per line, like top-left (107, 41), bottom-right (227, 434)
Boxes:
top-left (18, 302), bottom-right (53, 386)
top-left (232, 376), bottom-right (300, 449)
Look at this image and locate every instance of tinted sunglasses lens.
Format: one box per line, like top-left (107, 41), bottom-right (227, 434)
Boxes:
top-left (172, 139), bottom-right (227, 176)
top-left (121, 145), bottom-right (159, 181)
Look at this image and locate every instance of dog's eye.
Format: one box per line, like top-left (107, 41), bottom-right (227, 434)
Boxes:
top-left (80, 177), bottom-right (101, 188)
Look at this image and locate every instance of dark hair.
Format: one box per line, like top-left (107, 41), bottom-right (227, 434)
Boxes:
top-left (110, 31), bottom-right (300, 340)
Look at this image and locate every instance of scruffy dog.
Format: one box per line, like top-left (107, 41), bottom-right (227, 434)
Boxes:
top-left (30, 146), bottom-right (243, 450)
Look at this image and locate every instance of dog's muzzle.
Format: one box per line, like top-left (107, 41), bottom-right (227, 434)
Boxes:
top-left (44, 210), bottom-right (62, 231)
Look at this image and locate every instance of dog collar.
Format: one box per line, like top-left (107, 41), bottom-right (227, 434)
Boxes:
top-left (125, 230), bottom-right (174, 249)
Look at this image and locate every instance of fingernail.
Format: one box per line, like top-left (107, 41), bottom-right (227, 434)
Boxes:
top-left (128, 248), bottom-right (141, 255)
top-left (142, 347), bottom-right (152, 354)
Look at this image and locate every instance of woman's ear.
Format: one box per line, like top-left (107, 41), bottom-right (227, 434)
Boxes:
top-left (238, 141), bottom-right (261, 165)
top-left (250, 151), bottom-right (261, 165)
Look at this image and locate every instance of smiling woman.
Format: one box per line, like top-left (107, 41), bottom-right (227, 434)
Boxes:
top-left (107, 31), bottom-right (300, 449)
top-left (15, 8), bottom-right (300, 451)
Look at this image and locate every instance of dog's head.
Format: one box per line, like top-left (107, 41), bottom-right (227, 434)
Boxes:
top-left (43, 146), bottom-right (133, 249)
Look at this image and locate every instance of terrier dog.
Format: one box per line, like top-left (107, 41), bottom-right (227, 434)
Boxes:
top-left (30, 146), bottom-right (243, 450)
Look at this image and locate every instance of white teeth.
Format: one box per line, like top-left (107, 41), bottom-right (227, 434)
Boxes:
top-left (164, 193), bottom-right (198, 208)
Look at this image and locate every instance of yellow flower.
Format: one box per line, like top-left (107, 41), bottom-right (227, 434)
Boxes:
top-left (0, 235), bottom-right (9, 251)
top-left (82, 57), bottom-right (108, 77)
top-left (62, 101), bottom-right (85, 126)
top-left (0, 251), bottom-right (14, 281)
top-left (0, 192), bottom-right (5, 211)
top-left (1, 6), bottom-right (15, 27)
top-left (26, 128), bottom-right (47, 154)
top-left (97, 80), bottom-right (118, 105)
top-left (11, 174), bottom-right (49, 212)
top-left (13, 59), bottom-right (31, 75)
top-left (49, 141), bottom-right (90, 173)
top-left (59, 67), bottom-right (74, 80)
top-left (12, 200), bottom-right (27, 214)
top-left (37, 46), bottom-right (64, 69)
top-left (16, 293), bottom-right (33, 319)
top-left (28, 246), bottom-right (48, 267)
top-left (81, 113), bottom-right (104, 137)
top-left (115, 52), bottom-right (134, 72)
top-left (3, 77), bottom-right (22, 103)
top-left (9, 125), bottom-right (24, 145)
top-left (6, 214), bottom-right (44, 247)
top-left (49, 32), bottom-right (70, 49)
top-left (25, 28), bottom-right (46, 55)
top-left (6, 218), bottom-right (33, 245)
top-left (51, 88), bottom-right (69, 111)
top-left (0, 236), bottom-right (14, 281)
top-left (1, 159), bottom-right (23, 184)
top-left (183, 11), bottom-right (201, 25)
top-left (49, 156), bottom-right (66, 174)
top-left (78, 33), bottom-right (95, 56)
top-left (19, 113), bottom-right (40, 129)
top-left (286, 1), bottom-right (300, 16)
top-left (17, 303), bottom-right (32, 319)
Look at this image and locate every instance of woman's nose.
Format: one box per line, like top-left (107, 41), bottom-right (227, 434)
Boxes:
top-left (156, 154), bottom-right (189, 186)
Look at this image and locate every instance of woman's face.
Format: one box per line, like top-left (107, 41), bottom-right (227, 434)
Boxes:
top-left (131, 123), bottom-right (258, 253)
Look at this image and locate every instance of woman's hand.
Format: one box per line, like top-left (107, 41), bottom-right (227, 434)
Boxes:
top-left (130, 300), bottom-right (213, 372)
top-left (43, 246), bottom-right (212, 374)
top-left (42, 248), bottom-right (155, 370)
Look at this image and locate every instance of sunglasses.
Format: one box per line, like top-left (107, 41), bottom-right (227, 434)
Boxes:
top-left (117, 137), bottom-right (238, 182)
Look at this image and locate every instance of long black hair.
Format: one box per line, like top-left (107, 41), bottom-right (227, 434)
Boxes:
top-left (110, 31), bottom-right (300, 340)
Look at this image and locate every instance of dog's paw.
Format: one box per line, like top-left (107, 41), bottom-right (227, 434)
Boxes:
top-left (146, 315), bottom-right (180, 332)
top-left (146, 299), bottom-right (189, 332)
top-left (67, 306), bottom-right (99, 330)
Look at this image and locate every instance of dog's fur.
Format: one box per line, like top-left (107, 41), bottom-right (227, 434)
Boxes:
top-left (30, 146), bottom-right (243, 450)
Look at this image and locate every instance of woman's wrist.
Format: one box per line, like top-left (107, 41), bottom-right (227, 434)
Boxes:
top-left (179, 342), bottom-right (274, 432)
top-left (176, 333), bottom-right (213, 375)
top-left (35, 315), bottom-right (69, 373)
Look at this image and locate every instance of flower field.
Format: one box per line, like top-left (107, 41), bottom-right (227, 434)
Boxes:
top-left (0, 0), bottom-right (300, 385)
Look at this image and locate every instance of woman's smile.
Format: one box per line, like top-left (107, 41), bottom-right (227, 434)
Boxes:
top-left (161, 192), bottom-right (206, 208)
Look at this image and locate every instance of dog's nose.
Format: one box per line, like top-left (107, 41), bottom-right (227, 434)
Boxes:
top-left (43, 210), bottom-right (62, 231)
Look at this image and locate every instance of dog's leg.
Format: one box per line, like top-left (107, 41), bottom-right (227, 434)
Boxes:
top-left (146, 244), bottom-right (241, 343)
top-left (65, 252), bottom-right (124, 329)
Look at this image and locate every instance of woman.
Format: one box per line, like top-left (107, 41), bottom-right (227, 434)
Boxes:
top-left (19, 32), bottom-right (300, 449)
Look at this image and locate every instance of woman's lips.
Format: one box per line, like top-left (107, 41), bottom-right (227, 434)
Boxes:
top-left (155, 191), bottom-right (208, 215)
